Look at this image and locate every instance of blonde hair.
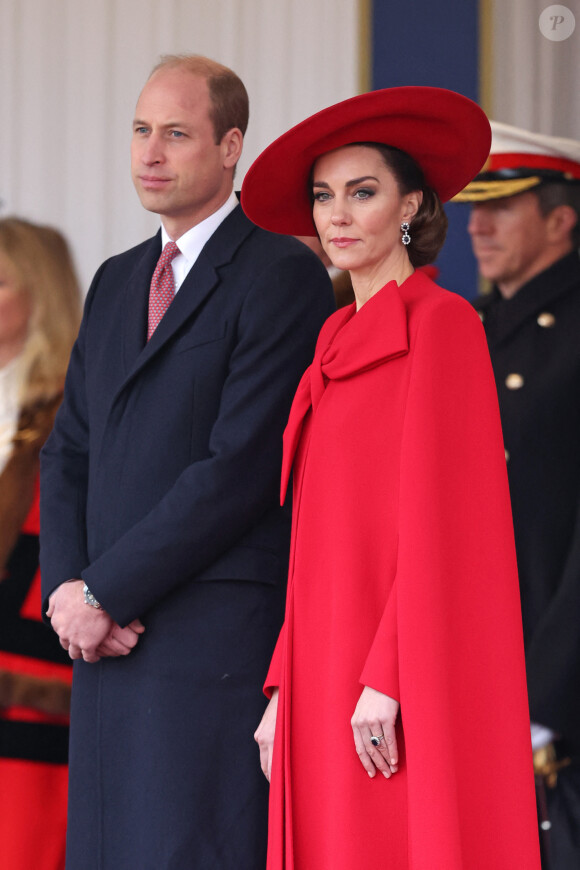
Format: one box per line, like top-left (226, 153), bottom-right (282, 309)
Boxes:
top-left (0, 218), bottom-right (81, 407)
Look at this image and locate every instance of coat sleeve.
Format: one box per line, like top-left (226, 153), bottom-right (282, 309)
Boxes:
top-left (264, 622), bottom-right (285, 697)
top-left (44, 250), bottom-right (334, 626)
top-left (39, 264), bottom-right (106, 609)
top-left (361, 293), bottom-right (539, 868)
top-left (359, 582), bottom-right (399, 700)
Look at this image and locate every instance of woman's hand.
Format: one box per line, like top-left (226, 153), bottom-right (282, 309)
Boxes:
top-left (254, 688), bottom-right (279, 782)
top-left (351, 685), bottom-right (400, 778)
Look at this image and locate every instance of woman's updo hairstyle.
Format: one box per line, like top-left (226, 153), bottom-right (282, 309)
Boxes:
top-left (355, 142), bottom-right (448, 267)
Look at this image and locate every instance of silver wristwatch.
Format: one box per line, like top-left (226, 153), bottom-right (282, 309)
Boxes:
top-left (83, 583), bottom-right (103, 609)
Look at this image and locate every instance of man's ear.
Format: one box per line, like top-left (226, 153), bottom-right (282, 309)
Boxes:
top-left (222, 128), bottom-right (243, 169)
top-left (546, 203), bottom-right (577, 244)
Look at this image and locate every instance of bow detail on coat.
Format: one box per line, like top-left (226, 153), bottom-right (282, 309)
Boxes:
top-left (281, 279), bottom-right (411, 503)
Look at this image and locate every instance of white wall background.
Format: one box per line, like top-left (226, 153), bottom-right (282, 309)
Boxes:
top-left (488, 0), bottom-right (580, 139)
top-left (0, 0), bottom-right (362, 291)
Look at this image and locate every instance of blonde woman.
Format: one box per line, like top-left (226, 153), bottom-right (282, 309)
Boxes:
top-left (0, 218), bottom-right (81, 870)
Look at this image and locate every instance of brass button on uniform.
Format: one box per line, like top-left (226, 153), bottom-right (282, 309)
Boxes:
top-left (505, 373), bottom-right (524, 390)
top-left (505, 448), bottom-right (510, 462)
top-left (537, 312), bottom-right (556, 328)
top-left (477, 310), bottom-right (485, 322)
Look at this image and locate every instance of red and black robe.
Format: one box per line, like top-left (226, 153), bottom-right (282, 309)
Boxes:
top-left (0, 397), bottom-right (72, 870)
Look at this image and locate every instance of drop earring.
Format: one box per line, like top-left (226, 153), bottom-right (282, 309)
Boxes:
top-left (401, 221), bottom-right (411, 246)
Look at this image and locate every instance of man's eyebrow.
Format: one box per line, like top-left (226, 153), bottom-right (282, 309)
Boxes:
top-left (132, 118), bottom-right (190, 128)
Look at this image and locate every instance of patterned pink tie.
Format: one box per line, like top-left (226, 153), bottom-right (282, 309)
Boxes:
top-left (147, 241), bottom-right (180, 340)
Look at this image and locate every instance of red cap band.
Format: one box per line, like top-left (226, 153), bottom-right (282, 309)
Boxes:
top-left (486, 152), bottom-right (580, 179)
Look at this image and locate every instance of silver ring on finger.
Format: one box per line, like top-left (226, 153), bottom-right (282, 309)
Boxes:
top-left (370, 734), bottom-right (384, 747)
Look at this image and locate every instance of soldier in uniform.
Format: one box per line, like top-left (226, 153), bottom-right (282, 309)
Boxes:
top-left (454, 122), bottom-right (580, 869)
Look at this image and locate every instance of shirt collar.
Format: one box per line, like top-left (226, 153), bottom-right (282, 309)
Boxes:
top-left (160, 189), bottom-right (239, 265)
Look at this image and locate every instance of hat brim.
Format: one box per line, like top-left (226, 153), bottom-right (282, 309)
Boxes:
top-left (452, 176), bottom-right (543, 202)
top-left (241, 86), bottom-right (491, 236)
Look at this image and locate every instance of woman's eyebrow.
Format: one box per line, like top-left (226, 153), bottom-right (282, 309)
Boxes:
top-left (344, 175), bottom-right (379, 186)
top-left (312, 175), bottom-right (379, 188)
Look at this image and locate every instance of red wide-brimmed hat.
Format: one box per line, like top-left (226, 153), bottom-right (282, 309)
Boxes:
top-left (241, 86), bottom-right (491, 236)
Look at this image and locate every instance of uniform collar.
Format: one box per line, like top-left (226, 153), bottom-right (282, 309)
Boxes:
top-left (476, 250), bottom-right (580, 345)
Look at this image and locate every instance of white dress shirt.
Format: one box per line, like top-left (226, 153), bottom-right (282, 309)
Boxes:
top-left (160, 190), bottom-right (239, 292)
top-left (0, 355), bottom-right (26, 476)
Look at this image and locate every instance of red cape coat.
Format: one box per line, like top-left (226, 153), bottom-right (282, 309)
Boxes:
top-left (265, 272), bottom-right (540, 869)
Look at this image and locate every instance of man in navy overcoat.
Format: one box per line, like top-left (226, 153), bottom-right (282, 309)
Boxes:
top-left (40, 55), bottom-right (334, 869)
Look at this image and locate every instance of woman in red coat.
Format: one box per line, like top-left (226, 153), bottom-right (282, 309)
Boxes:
top-left (241, 88), bottom-right (541, 868)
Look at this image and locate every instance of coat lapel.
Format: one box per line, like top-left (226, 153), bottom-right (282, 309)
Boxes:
top-left (318, 279), bottom-right (409, 383)
top-left (280, 368), bottom-right (314, 505)
top-left (280, 277), bottom-right (411, 503)
top-left (121, 232), bottom-right (162, 373)
top-left (115, 205), bottom-right (255, 402)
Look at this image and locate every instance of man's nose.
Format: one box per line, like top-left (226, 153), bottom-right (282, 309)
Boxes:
top-left (141, 135), bottom-right (164, 165)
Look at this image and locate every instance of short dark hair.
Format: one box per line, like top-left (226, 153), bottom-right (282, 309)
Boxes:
top-left (151, 54), bottom-right (249, 143)
top-left (534, 181), bottom-right (580, 247)
top-left (356, 143), bottom-right (448, 267)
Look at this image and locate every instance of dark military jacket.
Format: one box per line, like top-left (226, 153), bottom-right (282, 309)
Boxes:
top-left (474, 250), bottom-right (580, 748)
